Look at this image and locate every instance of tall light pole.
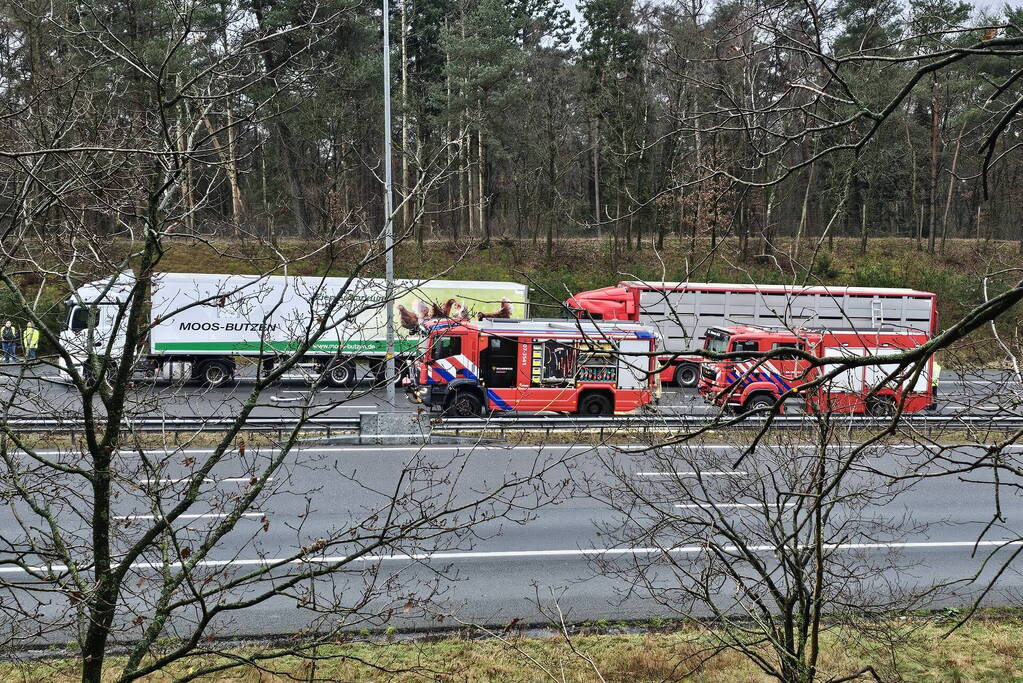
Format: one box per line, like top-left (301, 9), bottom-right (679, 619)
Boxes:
top-left (382, 0), bottom-right (396, 407)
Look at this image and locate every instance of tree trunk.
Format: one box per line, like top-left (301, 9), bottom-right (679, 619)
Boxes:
top-left (794, 162), bottom-right (815, 263)
top-left (940, 118), bottom-right (967, 255)
top-left (81, 449), bottom-right (115, 683)
top-left (904, 120), bottom-right (921, 250)
top-left (175, 75), bottom-right (195, 235)
top-left (927, 74), bottom-right (941, 254)
top-left (478, 127), bottom-right (488, 244)
top-left (591, 116), bottom-right (601, 236)
top-left (225, 99), bottom-right (244, 236)
top-left (401, 0), bottom-right (411, 238)
top-left (462, 129), bottom-right (472, 237)
top-left (445, 19), bottom-right (458, 243)
top-left (260, 139), bottom-right (271, 238)
top-left (278, 121), bottom-right (310, 237)
top-left (201, 110), bottom-right (244, 237)
top-left (219, 19), bottom-right (244, 237)
top-left (860, 199), bottom-right (868, 255)
top-left (546, 145), bottom-right (555, 258)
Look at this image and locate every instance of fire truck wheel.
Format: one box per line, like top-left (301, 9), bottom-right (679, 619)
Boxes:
top-left (674, 364), bottom-right (699, 388)
top-left (447, 391), bottom-right (484, 417)
top-left (744, 394), bottom-right (775, 414)
top-left (867, 396), bottom-right (897, 417)
top-left (578, 392), bottom-right (614, 416)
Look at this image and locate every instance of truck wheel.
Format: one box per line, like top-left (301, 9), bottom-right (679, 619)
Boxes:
top-left (578, 392), bottom-right (613, 416)
top-left (447, 391), bottom-right (483, 418)
top-left (674, 364), bottom-right (699, 388)
top-left (324, 360), bottom-right (356, 388)
top-left (744, 394), bottom-right (775, 414)
top-left (84, 360), bottom-right (116, 387)
top-left (197, 360), bottom-right (234, 388)
top-left (867, 396), bottom-right (897, 417)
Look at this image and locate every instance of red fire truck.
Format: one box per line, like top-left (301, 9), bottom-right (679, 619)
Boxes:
top-left (697, 325), bottom-right (935, 415)
top-left (566, 282), bottom-right (937, 387)
top-left (409, 318), bottom-right (659, 416)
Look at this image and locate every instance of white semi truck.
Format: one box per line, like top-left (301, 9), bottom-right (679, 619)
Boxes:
top-left (59, 272), bottom-right (529, 387)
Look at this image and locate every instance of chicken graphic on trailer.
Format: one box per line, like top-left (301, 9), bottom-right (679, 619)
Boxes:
top-left (410, 319), bottom-right (660, 417)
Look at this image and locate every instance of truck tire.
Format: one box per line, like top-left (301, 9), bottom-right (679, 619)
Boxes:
top-left (744, 393), bottom-right (775, 414)
top-left (867, 396), bottom-right (897, 417)
top-left (84, 360), bottom-right (116, 387)
top-left (446, 390), bottom-right (484, 418)
top-left (674, 363), bottom-right (699, 388)
top-left (578, 392), bottom-right (613, 416)
top-left (196, 359), bottom-right (234, 388)
top-left (324, 360), bottom-right (356, 388)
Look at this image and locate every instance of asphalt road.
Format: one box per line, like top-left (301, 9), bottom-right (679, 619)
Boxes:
top-left (1, 440), bottom-right (1022, 644)
top-left (0, 364), bottom-right (1018, 422)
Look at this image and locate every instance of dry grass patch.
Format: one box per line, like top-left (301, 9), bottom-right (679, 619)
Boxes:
top-left (7, 616), bottom-right (1023, 682)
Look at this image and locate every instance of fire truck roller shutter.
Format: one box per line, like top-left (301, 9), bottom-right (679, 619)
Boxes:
top-left (824, 347), bottom-right (866, 392)
top-left (617, 340), bottom-right (650, 389)
top-left (861, 348), bottom-right (905, 391)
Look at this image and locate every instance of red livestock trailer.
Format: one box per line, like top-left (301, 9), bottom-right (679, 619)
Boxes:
top-left (566, 281), bottom-right (937, 387)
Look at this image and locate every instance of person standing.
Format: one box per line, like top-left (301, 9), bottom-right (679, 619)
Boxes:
top-left (1, 320), bottom-right (17, 363)
top-left (22, 322), bottom-right (39, 362)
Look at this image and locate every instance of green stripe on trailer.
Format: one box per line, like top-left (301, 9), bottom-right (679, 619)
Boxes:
top-left (153, 339), bottom-right (420, 353)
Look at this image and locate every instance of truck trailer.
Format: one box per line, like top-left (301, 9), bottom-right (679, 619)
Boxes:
top-left (697, 325), bottom-right (934, 415)
top-left (566, 281), bottom-right (937, 387)
top-left (59, 272), bottom-right (529, 387)
top-left (409, 318), bottom-right (660, 416)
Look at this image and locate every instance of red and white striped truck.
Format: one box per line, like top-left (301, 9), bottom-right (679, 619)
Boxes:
top-left (409, 318), bottom-right (659, 416)
top-left (697, 325), bottom-right (935, 415)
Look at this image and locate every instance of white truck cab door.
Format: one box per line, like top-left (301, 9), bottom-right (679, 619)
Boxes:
top-left (62, 304), bottom-right (126, 359)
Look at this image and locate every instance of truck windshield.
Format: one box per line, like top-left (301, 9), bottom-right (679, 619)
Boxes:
top-left (432, 336), bottom-right (461, 361)
top-left (67, 305), bottom-right (89, 331)
top-left (704, 331), bottom-right (729, 354)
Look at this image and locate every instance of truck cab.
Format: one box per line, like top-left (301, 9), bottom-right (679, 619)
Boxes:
top-left (698, 325), bottom-right (933, 415)
top-left (410, 318), bottom-right (659, 417)
top-left (59, 273), bottom-right (135, 379)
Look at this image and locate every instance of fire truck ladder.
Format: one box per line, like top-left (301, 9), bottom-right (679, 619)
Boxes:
top-left (871, 297), bottom-right (884, 328)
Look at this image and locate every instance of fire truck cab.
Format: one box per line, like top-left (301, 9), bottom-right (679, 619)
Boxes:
top-left (698, 325), bottom-right (935, 415)
top-left (410, 318), bottom-right (659, 417)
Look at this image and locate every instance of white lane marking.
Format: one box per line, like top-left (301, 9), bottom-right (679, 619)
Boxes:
top-left (137, 477), bottom-right (274, 485)
top-left (948, 380), bottom-right (1021, 386)
top-left (636, 471), bottom-right (747, 477)
top-left (113, 512), bottom-right (264, 521)
top-left (3, 540), bottom-right (1021, 575)
top-left (674, 502), bottom-right (798, 509)
top-left (271, 395), bottom-right (378, 406)
top-left (26, 443), bottom-right (1023, 457)
top-left (280, 390), bottom-right (372, 396)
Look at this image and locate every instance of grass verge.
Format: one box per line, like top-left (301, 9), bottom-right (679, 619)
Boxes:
top-left (7, 611), bottom-right (1023, 682)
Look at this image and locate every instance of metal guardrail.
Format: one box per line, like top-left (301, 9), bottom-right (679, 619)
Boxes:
top-left (4, 413), bottom-right (1020, 435)
top-left (436, 414), bottom-right (1023, 436)
top-left (1, 417), bottom-right (362, 435)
